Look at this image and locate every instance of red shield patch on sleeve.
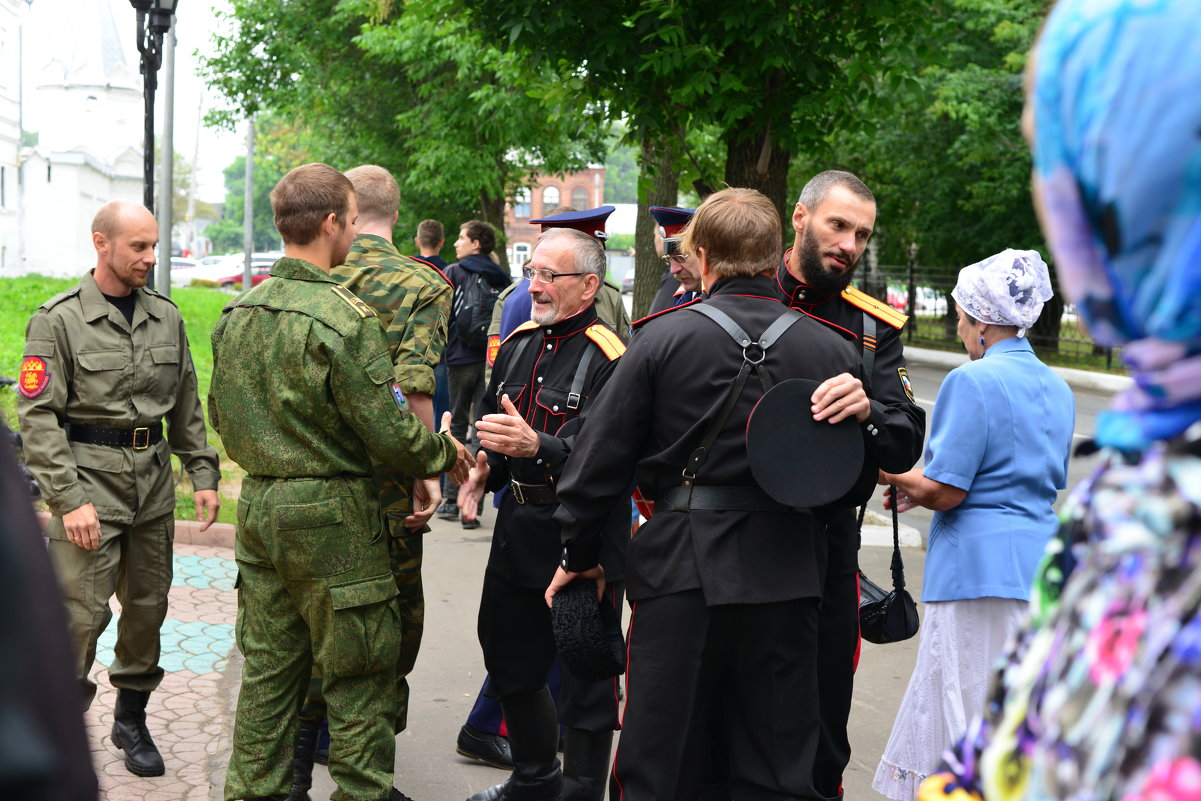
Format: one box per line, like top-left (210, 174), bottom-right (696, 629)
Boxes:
top-left (486, 335), bottom-right (501, 367)
top-left (18, 356), bottom-right (50, 399)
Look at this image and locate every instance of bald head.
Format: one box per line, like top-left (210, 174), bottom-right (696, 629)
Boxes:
top-left (92, 201), bottom-right (156, 241)
top-left (91, 201), bottom-right (158, 295)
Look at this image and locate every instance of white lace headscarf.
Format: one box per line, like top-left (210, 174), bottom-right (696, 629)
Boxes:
top-left (951, 249), bottom-right (1053, 338)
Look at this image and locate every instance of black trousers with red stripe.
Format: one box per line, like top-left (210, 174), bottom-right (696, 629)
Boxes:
top-left (478, 568), bottom-right (624, 732)
top-left (613, 590), bottom-right (823, 801)
top-left (814, 568), bottom-right (862, 799)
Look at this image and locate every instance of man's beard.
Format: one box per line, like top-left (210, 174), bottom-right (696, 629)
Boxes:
top-left (530, 294), bottom-right (558, 325)
top-left (798, 226), bottom-right (856, 299)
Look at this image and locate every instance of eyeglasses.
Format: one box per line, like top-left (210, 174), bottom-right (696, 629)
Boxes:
top-left (661, 254), bottom-right (690, 266)
top-left (523, 266), bottom-right (588, 284)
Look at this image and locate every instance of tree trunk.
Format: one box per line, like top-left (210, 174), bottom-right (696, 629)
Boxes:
top-left (724, 122), bottom-right (791, 222)
top-left (633, 134), bottom-right (678, 319)
top-left (479, 190), bottom-right (510, 273)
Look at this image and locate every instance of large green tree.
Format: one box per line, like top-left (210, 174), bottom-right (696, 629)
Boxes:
top-left (201, 0), bottom-right (608, 267)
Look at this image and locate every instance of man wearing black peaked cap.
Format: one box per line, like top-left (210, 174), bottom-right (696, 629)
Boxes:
top-left (647, 206), bottom-right (700, 314)
top-left (547, 187), bottom-right (873, 801)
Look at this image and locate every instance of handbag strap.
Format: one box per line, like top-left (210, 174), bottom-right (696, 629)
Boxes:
top-left (889, 485), bottom-right (907, 591)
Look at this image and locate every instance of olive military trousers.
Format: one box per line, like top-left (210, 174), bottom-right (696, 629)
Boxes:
top-left (224, 476), bottom-right (401, 801)
top-left (46, 512), bottom-right (174, 709)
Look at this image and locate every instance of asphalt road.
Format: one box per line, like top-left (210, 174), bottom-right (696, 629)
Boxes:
top-left (290, 353), bottom-right (1120, 801)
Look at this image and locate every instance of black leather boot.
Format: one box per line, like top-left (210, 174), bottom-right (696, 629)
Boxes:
top-left (466, 688), bottom-right (561, 801)
top-left (287, 719), bottom-right (321, 801)
top-left (112, 689), bottom-right (165, 777)
top-left (560, 727), bottom-right (613, 801)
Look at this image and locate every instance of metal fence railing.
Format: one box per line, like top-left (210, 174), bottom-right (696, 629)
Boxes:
top-left (855, 265), bottom-right (1121, 372)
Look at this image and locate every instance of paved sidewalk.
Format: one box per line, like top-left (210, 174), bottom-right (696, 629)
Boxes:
top-left (86, 540), bottom-right (238, 801)
top-left (79, 510), bottom-right (918, 801)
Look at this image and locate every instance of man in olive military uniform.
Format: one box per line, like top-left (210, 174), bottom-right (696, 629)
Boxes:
top-left (289, 165), bottom-right (456, 799)
top-left (456, 228), bottom-right (629, 801)
top-left (18, 200), bottom-right (220, 779)
top-left (774, 170), bottom-right (926, 800)
top-left (209, 163), bottom-right (470, 801)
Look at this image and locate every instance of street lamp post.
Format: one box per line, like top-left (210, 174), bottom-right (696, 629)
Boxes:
top-left (131, 0), bottom-right (180, 283)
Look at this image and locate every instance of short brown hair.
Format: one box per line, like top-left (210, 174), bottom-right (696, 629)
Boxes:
top-left (271, 163), bottom-right (353, 245)
top-left (460, 220), bottom-right (496, 255)
top-left (682, 188), bottom-right (781, 278)
top-left (345, 164), bottom-right (398, 222)
top-left (417, 219), bottom-right (444, 248)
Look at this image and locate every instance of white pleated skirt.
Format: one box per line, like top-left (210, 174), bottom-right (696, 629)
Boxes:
top-left (871, 597), bottom-right (1026, 801)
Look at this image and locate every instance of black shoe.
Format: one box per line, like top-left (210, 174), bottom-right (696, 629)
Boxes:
top-left (287, 719), bottom-right (320, 801)
top-left (391, 789), bottom-right (417, 801)
top-left (458, 723), bottom-right (513, 770)
top-left (437, 501), bottom-right (460, 521)
top-left (112, 689), bottom-right (165, 777)
top-left (462, 517), bottom-right (481, 530)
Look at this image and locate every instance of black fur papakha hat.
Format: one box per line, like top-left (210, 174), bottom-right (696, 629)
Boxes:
top-left (551, 580), bottom-right (626, 682)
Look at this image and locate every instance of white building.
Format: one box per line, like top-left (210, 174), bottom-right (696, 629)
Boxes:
top-left (0, 0), bottom-right (21, 273)
top-left (2, 0), bottom-right (145, 276)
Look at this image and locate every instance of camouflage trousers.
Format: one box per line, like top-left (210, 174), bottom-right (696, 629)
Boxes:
top-left (224, 476), bottom-right (400, 801)
top-left (300, 508), bottom-right (425, 734)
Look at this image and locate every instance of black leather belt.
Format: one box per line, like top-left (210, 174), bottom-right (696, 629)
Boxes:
top-left (654, 485), bottom-right (807, 513)
top-left (510, 479), bottom-right (557, 505)
top-left (68, 422), bottom-right (163, 450)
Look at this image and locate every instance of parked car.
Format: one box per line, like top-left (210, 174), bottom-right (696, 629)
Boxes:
top-left (184, 253), bottom-right (282, 289)
top-left (621, 274), bottom-right (635, 294)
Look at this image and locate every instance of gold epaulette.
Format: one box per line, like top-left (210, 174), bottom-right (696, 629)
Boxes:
top-left (585, 324), bottom-right (626, 361)
top-left (331, 284), bottom-right (376, 318)
top-left (841, 287), bottom-right (908, 330)
top-left (501, 321), bottom-right (540, 346)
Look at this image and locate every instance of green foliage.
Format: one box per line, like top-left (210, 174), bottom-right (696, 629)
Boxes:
top-left (203, 118), bottom-right (300, 253)
top-left (201, 0), bottom-right (609, 258)
top-left (791, 0), bottom-right (1047, 273)
top-left (604, 138), bottom-right (639, 205)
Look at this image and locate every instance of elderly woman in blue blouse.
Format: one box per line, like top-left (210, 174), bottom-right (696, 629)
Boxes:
top-left (870, 249), bottom-right (1075, 801)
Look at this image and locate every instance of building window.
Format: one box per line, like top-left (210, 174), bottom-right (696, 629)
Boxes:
top-left (542, 186), bottom-right (560, 211)
top-left (513, 188), bottom-right (531, 218)
top-left (513, 243), bottom-right (531, 266)
top-left (572, 187), bottom-right (589, 209)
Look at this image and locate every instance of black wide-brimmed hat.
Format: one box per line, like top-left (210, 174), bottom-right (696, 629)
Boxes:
top-left (551, 580), bottom-right (626, 682)
top-left (747, 378), bottom-right (865, 508)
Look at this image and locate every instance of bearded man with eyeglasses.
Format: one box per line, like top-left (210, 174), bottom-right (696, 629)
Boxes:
top-left (455, 227), bottom-right (629, 801)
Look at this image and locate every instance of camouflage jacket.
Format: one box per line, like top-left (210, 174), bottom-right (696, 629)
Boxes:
top-left (330, 234), bottom-right (452, 398)
top-left (208, 256), bottom-right (456, 481)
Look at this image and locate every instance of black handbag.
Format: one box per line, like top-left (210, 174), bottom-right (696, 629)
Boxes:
top-left (857, 487), bottom-right (920, 644)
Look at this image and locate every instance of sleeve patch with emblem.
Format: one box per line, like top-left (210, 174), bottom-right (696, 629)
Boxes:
top-left (486, 334), bottom-right (501, 367)
top-left (897, 367), bottom-right (915, 403)
top-left (18, 356), bottom-right (51, 399)
top-left (391, 382), bottom-right (409, 411)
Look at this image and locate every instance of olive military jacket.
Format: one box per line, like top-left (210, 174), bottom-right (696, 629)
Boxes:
top-left (17, 271), bottom-right (219, 523)
top-left (208, 256), bottom-right (457, 482)
top-left (330, 234), bottom-right (453, 515)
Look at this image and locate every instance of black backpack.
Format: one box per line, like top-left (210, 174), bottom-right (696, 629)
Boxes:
top-left (453, 270), bottom-right (507, 350)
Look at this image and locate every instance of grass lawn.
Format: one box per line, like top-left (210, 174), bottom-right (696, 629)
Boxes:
top-left (1, 276), bottom-right (242, 524)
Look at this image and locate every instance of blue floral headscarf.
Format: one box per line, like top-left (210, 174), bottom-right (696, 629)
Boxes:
top-left (1032, 0), bottom-right (1201, 450)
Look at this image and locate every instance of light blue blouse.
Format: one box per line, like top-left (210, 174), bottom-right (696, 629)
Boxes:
top-left (921, 337), bottom-right (1075, 602)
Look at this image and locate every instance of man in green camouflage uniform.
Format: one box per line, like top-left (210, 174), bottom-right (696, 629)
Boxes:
top-left (17, 200), bottom-right (220, 779)
top-left (288, 165), bottom-right (455, 798)
top-left (210, 163), bottom-right (470, 801)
